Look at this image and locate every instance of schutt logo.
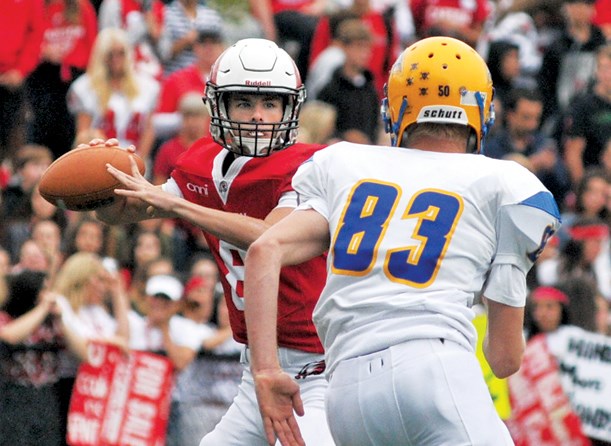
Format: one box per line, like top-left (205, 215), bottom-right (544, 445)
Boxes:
top-left (422, 108), bottom-right (464, 119)
top-left (245, 79), bottom-right (272, 87)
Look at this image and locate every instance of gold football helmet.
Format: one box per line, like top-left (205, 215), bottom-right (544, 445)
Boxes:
top-left (382, 36), bottom-right (495, 153)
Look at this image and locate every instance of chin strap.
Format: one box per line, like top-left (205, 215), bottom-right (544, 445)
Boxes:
top-left (474, 91), bottom-right (495, 155)
top-left (381, 94), bottom-right (409, 147)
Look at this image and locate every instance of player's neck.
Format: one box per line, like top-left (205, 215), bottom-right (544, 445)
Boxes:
top-left (408, 136), bottom-right (468, 154)
top-left (222, 151), bottom-right (236, 175)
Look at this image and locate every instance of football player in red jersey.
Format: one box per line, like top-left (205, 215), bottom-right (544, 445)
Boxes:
top-left (88, 38), bottom-right (334, 446)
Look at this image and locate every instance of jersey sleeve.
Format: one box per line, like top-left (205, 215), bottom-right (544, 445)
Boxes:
top-left (493, 162), bottom-right (561, 269)
top-left (162, 177), bottom-right (184, 198)
top-left (484, 164), bottom-right (561, 307)
top-left (492, 194), bottom-right (560, 273)
top-left (292, 152), bottom-right (330, 220)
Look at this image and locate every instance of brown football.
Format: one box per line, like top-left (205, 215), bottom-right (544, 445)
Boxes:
top-left (38, 145), bottom-right (146, 211)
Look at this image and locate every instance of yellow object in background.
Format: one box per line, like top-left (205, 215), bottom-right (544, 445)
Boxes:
top-left (473, 312), bottom-right (512, 420)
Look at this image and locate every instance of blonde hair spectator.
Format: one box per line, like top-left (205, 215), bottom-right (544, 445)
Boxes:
top-left (298, 100), bottom-right (337, 144)
top-left (68, 27), bottom-right (160, 159)
top-left (87, 28), bottom-right (139, 111)
top-left (52, 251), bottom-right (130, 348)
top-left (53, 252), bottom-right (106, 312)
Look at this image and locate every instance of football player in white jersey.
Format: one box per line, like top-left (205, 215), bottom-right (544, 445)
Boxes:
top-left (244, 36), bottom-right (561, 446)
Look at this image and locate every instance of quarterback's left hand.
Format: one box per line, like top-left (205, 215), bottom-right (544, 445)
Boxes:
top-left (254, 369), bottom-right (305, 446)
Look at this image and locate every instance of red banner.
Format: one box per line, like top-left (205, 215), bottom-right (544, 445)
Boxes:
top-left (506, 335), bottom-right (590, 446)
top-left (67, 342), bottom-right (174, 446)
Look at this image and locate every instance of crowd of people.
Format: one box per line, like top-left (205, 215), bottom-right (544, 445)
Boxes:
top-left (0, 0), bottom-right (610, 445)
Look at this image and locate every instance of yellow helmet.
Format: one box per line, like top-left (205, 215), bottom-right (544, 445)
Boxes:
top-left (382, 36), bottom-right (495, 153)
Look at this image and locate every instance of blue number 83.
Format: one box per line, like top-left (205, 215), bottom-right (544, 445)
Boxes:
top-left (331, 180), bottom-right (463, 288)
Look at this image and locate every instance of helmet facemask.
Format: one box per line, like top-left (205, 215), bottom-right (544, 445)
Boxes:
top-left (206, 85), bottom-right (304, 157)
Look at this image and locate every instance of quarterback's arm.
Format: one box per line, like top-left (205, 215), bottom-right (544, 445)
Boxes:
top-left (244, 209), bottom-right (330, 446)
top-left (92, 139), bottom-right (294, 250)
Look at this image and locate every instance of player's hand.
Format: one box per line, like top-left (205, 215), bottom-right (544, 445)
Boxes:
top-left (105, 154), bottom-right (175, 215)
top-left (253, 369), bottom-right (305, 446)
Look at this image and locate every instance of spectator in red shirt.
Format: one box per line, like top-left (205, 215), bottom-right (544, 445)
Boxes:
top-left (410, 0), bottom-right (491, 46)
top-left (153, 29), bottom-right (225, 141)
top-left (0, 0), bottom-right (45, 164)
top-left (309, 0), bottom-right (400, 98)
top-left (594, 0), bottom-right (611, 40)
top-left (153, 92), bottom-right (210, 185)
top-left (26, 0), bottom-right (98, 159)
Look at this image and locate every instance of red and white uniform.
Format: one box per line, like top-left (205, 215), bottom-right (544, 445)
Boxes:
top-left (166, 138), bottom-right (334, 446)
top-left (168, 138), bottom-right (326, 353)
top-left (42, 0), bottom-right (97, 78)
top-left (410, 0), bottom-right (491, 37)
top-left (67, 72), bottom-right (159, 148)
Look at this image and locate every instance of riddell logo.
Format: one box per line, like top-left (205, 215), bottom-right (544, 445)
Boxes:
top-left (418, 106), bottom-right (467, 124)
top-left (245, 79), bottom-right (272, 87)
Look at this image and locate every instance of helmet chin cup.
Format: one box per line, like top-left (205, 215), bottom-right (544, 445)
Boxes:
top-left (210, 115), bottom-right (297, 157)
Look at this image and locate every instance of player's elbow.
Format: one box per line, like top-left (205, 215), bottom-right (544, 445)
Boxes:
top-left (94, 199), bottom-right (125, 225)
top-left (486, 345), bottom-right (524, 379)
top-left (247, 235), bottom-right (283, 267)
top-left (491, 356), bottom-right (522, 379)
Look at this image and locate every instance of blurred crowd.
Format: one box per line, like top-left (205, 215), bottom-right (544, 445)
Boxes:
top-left (0, 0), bottom-right (610, 445)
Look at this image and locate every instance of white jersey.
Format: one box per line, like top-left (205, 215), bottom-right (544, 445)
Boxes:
top-left (67, 72), bottom-right (159, 148)
top-left (57, 297), bottom-right (118, 340)
top-left (128, 311), bottom-right (209, 352)
top-left (293, 142), bottom-right (561, 374)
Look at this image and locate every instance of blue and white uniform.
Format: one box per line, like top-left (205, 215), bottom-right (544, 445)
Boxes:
top-left (293, 141), bottom-right (561, 445)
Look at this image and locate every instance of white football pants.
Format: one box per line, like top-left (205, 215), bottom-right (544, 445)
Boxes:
top-left (200, 346), bottom-right (335, 446)
top-left (326, 338), bottom-right (514, 446)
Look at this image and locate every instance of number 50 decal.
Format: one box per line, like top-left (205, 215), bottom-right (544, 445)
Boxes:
top-left (331, 180), bottom-right (463, 288)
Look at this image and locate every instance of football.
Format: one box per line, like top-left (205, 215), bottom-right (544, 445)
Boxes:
top-left (39, 145), bottom-right (146, 211)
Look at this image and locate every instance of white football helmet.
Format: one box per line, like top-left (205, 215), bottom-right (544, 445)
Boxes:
top-left (204, 38), bottom-right (306, 157)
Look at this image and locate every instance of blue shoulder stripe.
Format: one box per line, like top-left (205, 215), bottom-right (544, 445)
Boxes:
top-left (520, 191), bottom-right (561, 220)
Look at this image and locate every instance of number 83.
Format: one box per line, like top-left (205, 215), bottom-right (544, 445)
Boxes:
top-left (331, 180), bottom-right (464, 288)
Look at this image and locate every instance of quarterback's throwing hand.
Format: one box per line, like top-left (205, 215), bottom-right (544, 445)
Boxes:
top-left (254, 369), bottom-right (305, 446)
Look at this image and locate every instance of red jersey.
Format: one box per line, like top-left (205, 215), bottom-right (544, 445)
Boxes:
top-left (0, 0), bottom-right (45, 76)
top-left (594, 0), bottom-right (611, 28)
top-left (43, 0), bottom-right (97, 73)
top-left (155, 64), bottom-right (205, 113)
top-left (172, 138), bottom-right (327, 353)
top-left (153, 135), bottom-right (189, 180)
